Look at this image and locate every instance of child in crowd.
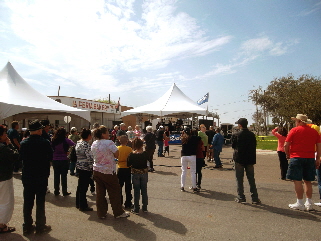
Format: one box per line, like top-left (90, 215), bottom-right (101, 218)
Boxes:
top-left (126, 126), bottom-right (135, 142)
top-left (117, 135), bottom-right (133, 208)
top-left (134, 125), bottom-right (142, 139)
top-left (127, 138), bottom-right (149, 214)
top-left (163, 136), bottom-right (170, 156)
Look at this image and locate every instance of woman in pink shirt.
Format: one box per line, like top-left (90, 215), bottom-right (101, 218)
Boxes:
top-left (272, 127), bottom-right (288, 180)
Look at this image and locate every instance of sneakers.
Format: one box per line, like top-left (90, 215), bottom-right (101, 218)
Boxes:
top-left (252, 199), bottom-right (262, 205)
top-left (63, 192), bottom-right (71, 196)
top-left (131, 209), bottom-right (139, 215)
top-left (180, 187), bottom-right (185, 192)
top-left (23, 225), bottom-right (35, 235)
top-left (288, 202), bottom-right (305, 211)
top-left (305, 202), bottom-right (314, 211)
top-left (192, 188), bottom-right (200, 193)
top-left (235, 197), bottom-right (246, 203)
top-left (314, 202), bottom-right (321, 207)
top-left (116, 211), bottom-right (130, 218)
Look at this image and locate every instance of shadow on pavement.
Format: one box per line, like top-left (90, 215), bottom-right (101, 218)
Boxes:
top-left (153, 170), bottom-right (178, 176)
top-left (249, 203), bottom-right (321, 222)
top-left (45, 193), bottom-right (95, 209)
top-left (140, 212), bottom-right (187, 235)
top-left (5, 232), bottom-right (61, 241)
top-left (87, 213), bottom-right (157, 241)
top-left (196, 189), bottom-right (235, 201)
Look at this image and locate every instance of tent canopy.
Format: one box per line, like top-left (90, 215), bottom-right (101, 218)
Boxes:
top-left (121, 83), bottom-right (207, 118)
top-left (0, 62), bottom-right (91, 121)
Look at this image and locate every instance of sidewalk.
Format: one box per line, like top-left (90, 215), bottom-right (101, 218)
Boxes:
top-left (3, 145), bottom-right (321, 241)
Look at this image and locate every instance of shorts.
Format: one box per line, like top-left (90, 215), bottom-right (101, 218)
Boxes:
top-left (286, 157), bottom-right (316, 181)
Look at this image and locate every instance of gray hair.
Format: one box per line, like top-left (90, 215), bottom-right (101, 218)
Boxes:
top-left (146, 126), bottom-right (153, 132)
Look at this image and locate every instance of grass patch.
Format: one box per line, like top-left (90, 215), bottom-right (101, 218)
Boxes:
top-left (256, 136), bottom-right (278, 151)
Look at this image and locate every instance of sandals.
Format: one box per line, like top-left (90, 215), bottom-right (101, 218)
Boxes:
top-left (0, 224), bottom-right (16, 233)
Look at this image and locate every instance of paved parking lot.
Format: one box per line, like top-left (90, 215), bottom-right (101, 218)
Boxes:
top-left (2, 145), bottom-right (321, 241)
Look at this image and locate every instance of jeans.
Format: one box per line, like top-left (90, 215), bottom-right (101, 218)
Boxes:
top-left (277, 151), bottom-right (288, 179)
top-left (213, 149), bottom-right (222, 166)
top-left (181, 155), bottom-right (197, 188)
top-left (22, 178), bottom-right (48, 229)
top-left (76, 169), bottom-right (91, 209)
top-left (117, 168), bottom-right (132, 206)
top-left (157, 141), bottom-right (164, 156)
top-left (235, 162), bottom-right (258, 201)
top-left (132, 173), bottom-right (148, 211)
top-left (316, 168), bottom-right (321, 200)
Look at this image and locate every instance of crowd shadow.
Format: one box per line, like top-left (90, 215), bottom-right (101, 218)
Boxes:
top-left (248, 203), bottom-right (321, 222)
top-left (45, 193), bottom-right (95, 209)
top-left (3, 232), bottom-right (62, 241)
top-left (140, 212), bottom-right (187, 235)
top-left (87, 212), bottom-right (157, 241)
top-left (154, 170), bottom-right (178, 176)
top-left (196, 188), bottom-right (235, 201)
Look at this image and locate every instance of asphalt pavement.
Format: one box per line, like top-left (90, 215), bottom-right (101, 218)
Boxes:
top-left (2, 145), bottom-right (321, 241)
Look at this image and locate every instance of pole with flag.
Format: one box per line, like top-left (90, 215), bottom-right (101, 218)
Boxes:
top-left (197, 92), bottom-right (209, 105)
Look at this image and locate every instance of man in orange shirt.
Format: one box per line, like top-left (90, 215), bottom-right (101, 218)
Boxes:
top-left (284, 114), bottom-right (321, 211)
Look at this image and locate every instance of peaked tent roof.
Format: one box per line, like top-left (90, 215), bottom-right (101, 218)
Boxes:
top-left (0, 62), bottom-right (91, 121)
top-left (121, 83), bottom-right (207, 118)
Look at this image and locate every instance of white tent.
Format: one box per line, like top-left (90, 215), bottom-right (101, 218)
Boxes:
top-left (121, 83), bottom-right (207, 118)
top-left (0, 62), bottom-right (91, 121)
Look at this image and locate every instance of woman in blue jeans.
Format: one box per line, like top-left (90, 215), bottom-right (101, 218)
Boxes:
top-left (127, 138), bottom-right (149, 214)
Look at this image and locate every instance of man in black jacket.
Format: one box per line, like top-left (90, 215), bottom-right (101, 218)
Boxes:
top-left (232, 118), bottom-right (261, 204)
top-left (20, 120), bottom-right (53, 234)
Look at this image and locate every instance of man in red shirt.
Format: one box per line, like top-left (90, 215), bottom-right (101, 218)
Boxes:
top-left (284, 114), bottom-right (321, 211)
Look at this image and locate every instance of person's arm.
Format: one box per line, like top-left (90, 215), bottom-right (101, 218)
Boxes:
top-left (13, 138), bottom-right (20, 150)
top-left (284, 141), bottom-right (290, 159)
top-left (113, 150), bottom-right (119, 158)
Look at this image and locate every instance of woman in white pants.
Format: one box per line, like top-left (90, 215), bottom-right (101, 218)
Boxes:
top-left (180, 128), bottom-right (200, 193)
top-left (0, 125), bottom-right (19, 233)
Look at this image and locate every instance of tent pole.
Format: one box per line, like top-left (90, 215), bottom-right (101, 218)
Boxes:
top-left (192, 114), bottom-right (194, 129)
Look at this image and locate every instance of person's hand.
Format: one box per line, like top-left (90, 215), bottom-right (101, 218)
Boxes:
top-left (5, 137), bottom-right (11, 145)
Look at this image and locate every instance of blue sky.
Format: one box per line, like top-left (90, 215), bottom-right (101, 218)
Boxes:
top-left (1, 0), bottom-right (321, 124)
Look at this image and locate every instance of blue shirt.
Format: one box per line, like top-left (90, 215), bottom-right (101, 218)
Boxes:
top-left (211, 133), bottom-right (224, 152)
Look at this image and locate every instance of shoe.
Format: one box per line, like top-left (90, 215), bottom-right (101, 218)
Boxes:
top-left (131, 209), bottom-right (139, 215)
top-left (314, 202), bottom-right (321, 207)
top-left (252, 199), bottom-right (262, 205)
top-left (54, 192), bottom-right (60, 196)
top-left (180, 187), bottom-right (185, 192)
top-left (142, 206), bottom-right (148, 213)
top-left (63, 192), bottom-right (71, 196)
top-left (0, 225), bottom-right (15, 233)
top-left (80, 207), bottom-right (93, 211)
top-left (159, 154), bottom-right (165, 157)
top-left (235, 197), bottom-right (246, 203)
top-left (305, 202), bottom-right (314, 211)
top-left (116, 211), bottom-right (130, 218)
top-left (13, 171), bottom-right (22, 175)
top-left (91, 191), bottom-right (96, 195)
top-left (23, 225), bottom-right (35, 235)
top-left (196, 185), bottom-right (201, 189)
top-left (148, 168), bottom-right (155, 172)
top-left (35, 225), bottom-right (52, 234)
top-left (289, 202), bottom-right (305, 211)
top-left (124, 203), bottom-right (134, 209)
top-left (192, 188), bottom-right (200, 193)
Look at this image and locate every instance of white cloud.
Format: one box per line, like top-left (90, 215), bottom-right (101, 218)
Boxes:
top-left (2, 0), bottom-right (231, 93)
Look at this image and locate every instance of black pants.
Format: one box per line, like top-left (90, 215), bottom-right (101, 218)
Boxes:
top-left (196, 158), bottom-right (203, 186)
top-left (117, 168), bottom-right (132, 206)
top-left (52, 160), bottom-right (69, 194)
top-left (23, 178), bottom-right (48, 229)
top-left (145, 148), bottom-right (155, 169)
top-left (277, 151), bottom-right (288, 179)
top-left (76, 169), bottom-right (91, 209)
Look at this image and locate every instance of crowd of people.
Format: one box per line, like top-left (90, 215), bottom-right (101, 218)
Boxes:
top-left (1, 113), bottom-right (321, 235)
